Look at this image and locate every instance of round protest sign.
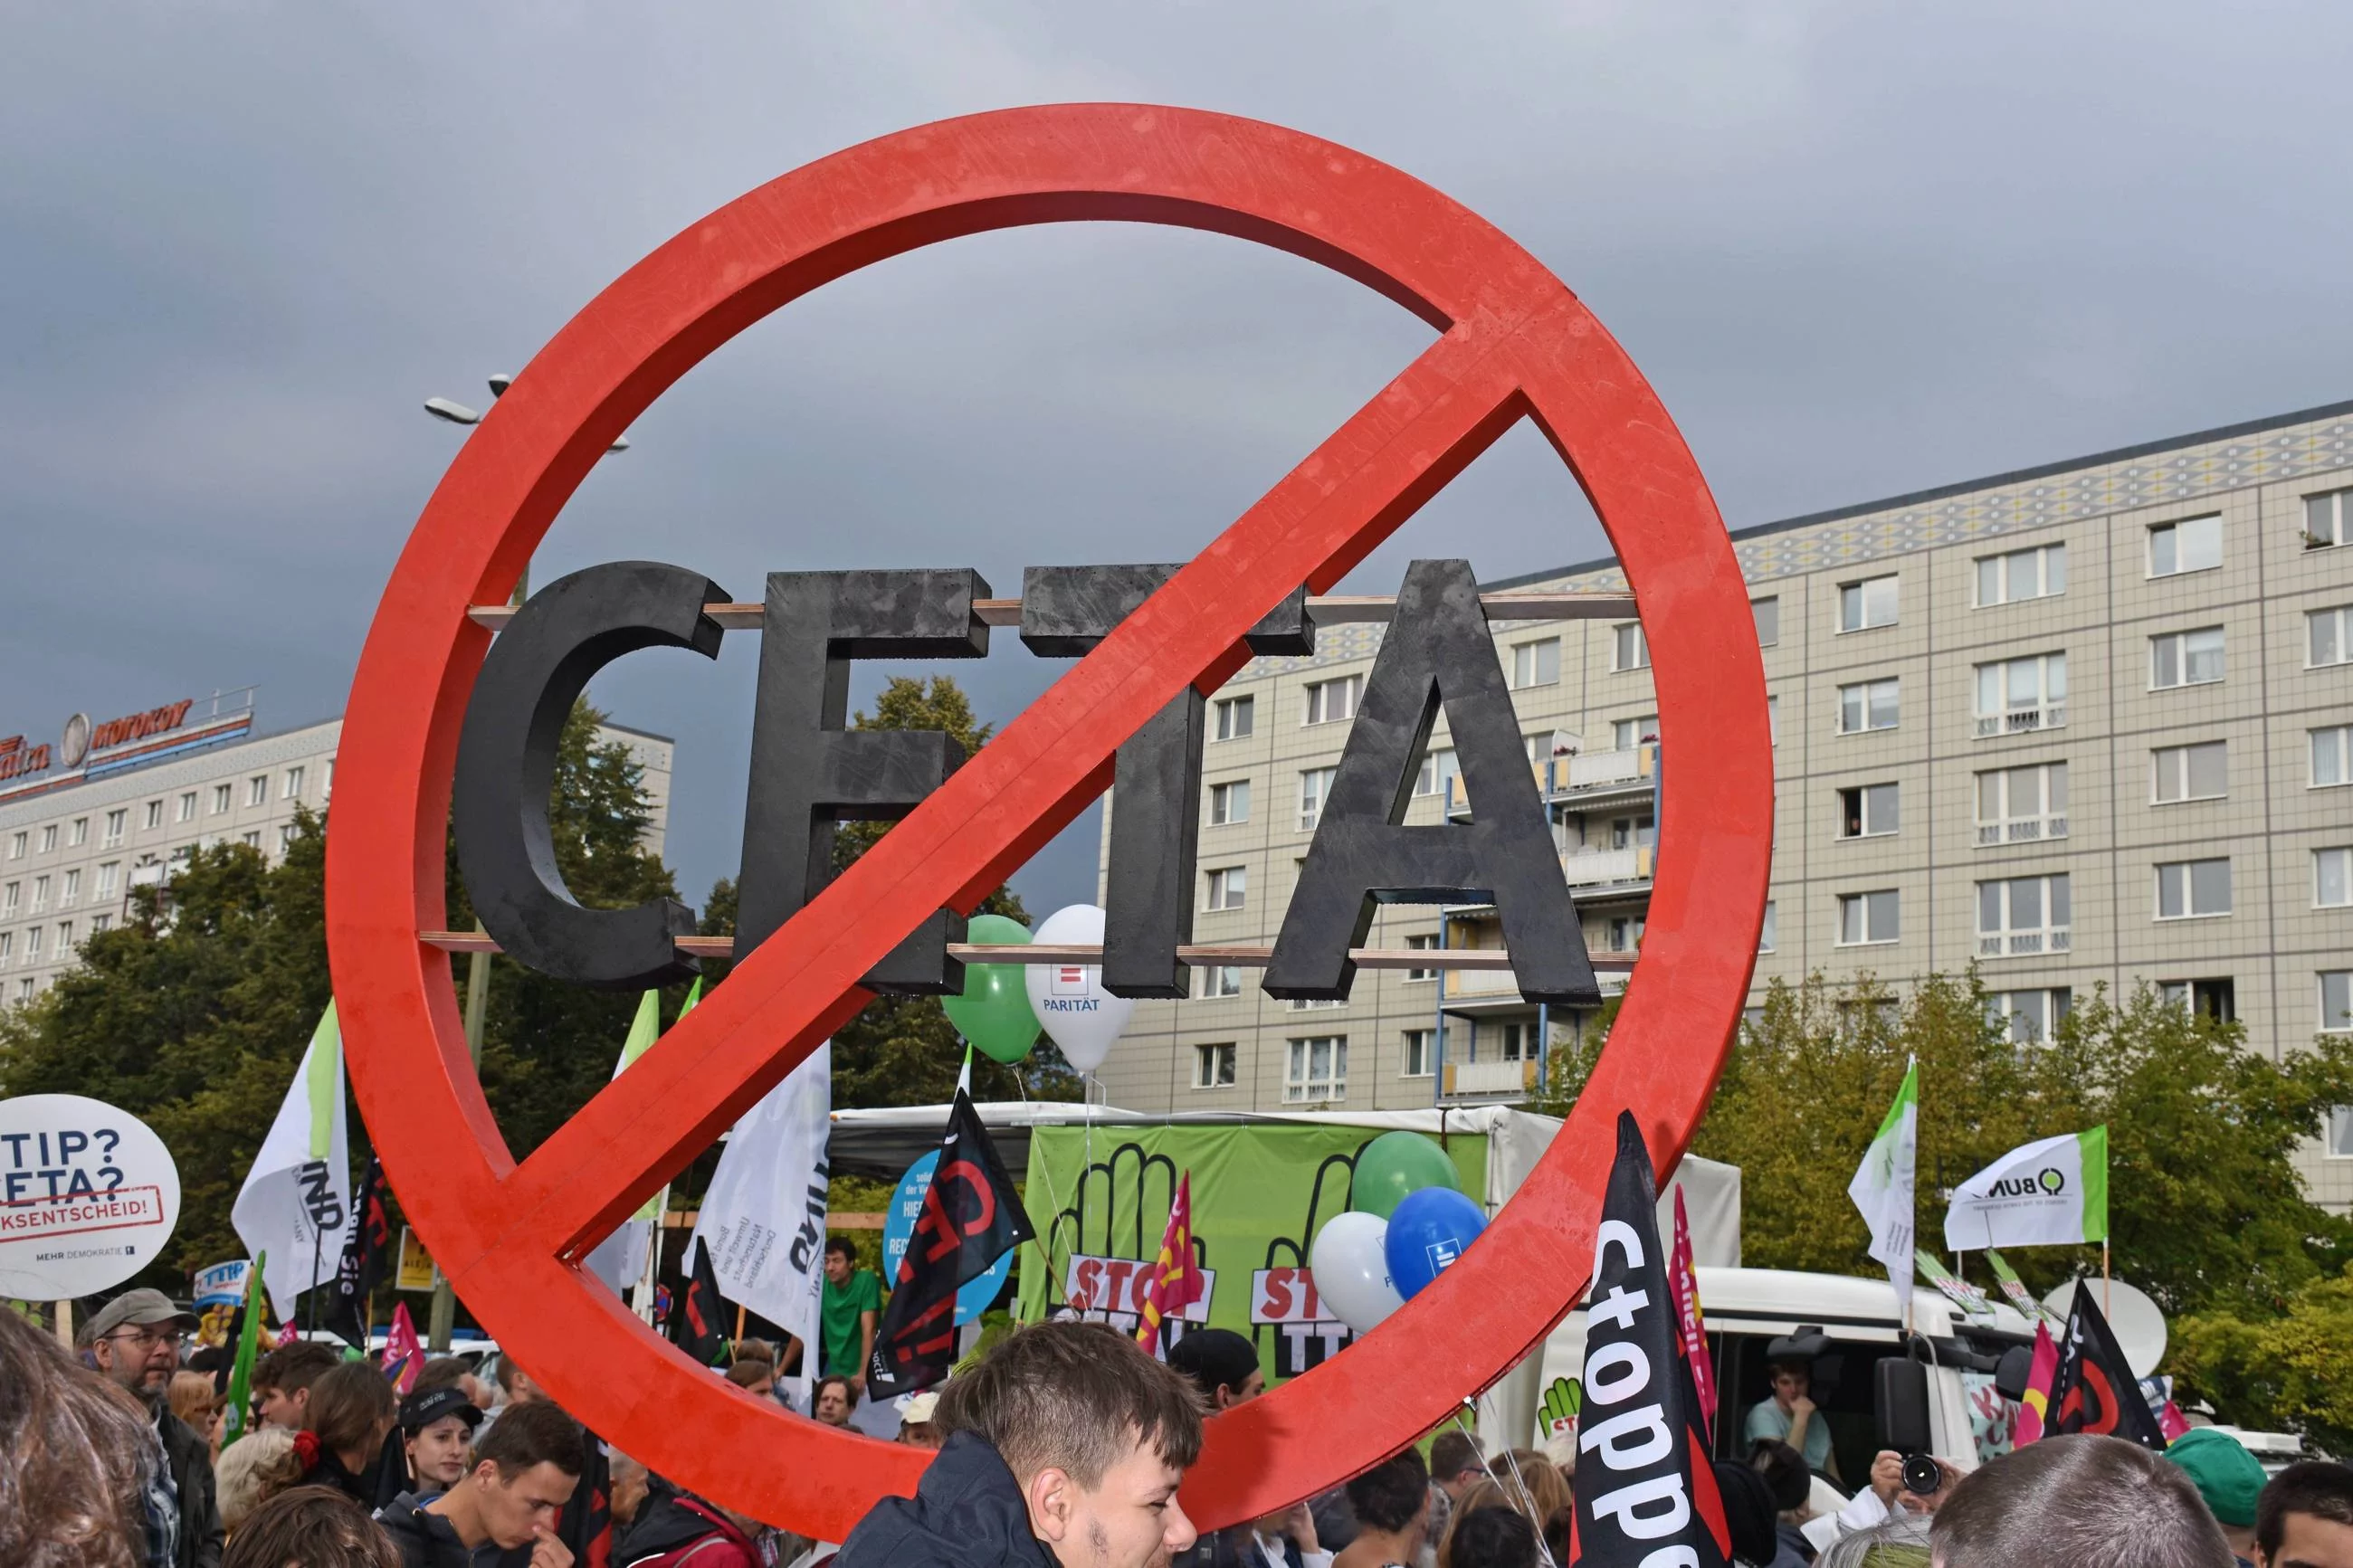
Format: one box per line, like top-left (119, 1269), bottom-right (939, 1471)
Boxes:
top-left (881, 1149), bottom-right (1014, 1328)
top-left (329, 104), bottom-right (1771, 1533)
top-left (0, 1094), bottom-right (181, 1298)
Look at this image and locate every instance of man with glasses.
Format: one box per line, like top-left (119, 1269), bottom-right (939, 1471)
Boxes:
top-left (84, 1288), bottom-right (224, 1568)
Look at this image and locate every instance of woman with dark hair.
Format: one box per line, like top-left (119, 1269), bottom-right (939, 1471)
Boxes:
top-left (1443, 1509), bottom-right (1537, 1568)
top-left (301, 1363), bottom-right (401, 1507)
top-left (0, 1304), bottom-right (160, 1568)
top-left (220, 1486), bottom-right (400, 1568)
top-left (1333, 1448), bottom-right (1429, 1568)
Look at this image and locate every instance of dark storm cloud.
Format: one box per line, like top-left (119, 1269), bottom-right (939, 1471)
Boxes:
top-left (5, 2), bottom-right (2348, 914)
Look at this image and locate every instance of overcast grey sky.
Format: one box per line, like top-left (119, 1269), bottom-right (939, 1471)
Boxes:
top-left (6, 2), bottom-right (2350, 917)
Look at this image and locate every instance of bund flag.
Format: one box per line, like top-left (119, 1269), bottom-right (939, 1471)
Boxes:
top-left (869, 1090), bottom-right (1032, 1396)
top-left (2045, 1280), bottom-right (2167, 1449)
top-left (673, 1238), bottom-right (730, 1367)
top-left (1568, 1112), bottom-right (1729, 1568)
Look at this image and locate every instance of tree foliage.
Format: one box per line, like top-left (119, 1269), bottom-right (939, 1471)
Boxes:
top-left (2172, 1264), bottom-right (2353, 1456)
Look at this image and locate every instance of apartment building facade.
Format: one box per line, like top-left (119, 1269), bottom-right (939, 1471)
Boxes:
top-left (0, 690), bottom-right (673, 1003)
top-left (1089, 399), bottom-right (2353, 1209)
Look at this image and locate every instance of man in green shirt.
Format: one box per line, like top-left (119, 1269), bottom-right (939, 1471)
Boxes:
top-left (821, 1236), bottom-right (882, 1393)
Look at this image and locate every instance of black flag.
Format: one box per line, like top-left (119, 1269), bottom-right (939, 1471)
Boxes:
top-left (321, 1156), bottom-right (393, 1345)
top-left (2047, 1281), bottom-right (2167, 1449)
top-left (1568, 1112), bottom-right (1729, 1568)
top-left (672, 1238), bottom-right (730, 1367)
top-left (869, 1090), bottom-right (1033, 1396)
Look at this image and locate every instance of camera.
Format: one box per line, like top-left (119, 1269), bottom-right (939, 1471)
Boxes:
top-left (1900, 1452), bottom-right (1942, 1497)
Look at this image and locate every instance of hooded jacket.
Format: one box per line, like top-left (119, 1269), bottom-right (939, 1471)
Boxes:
top-left (833, 1431), bottom-right (1061, 1568)
top-left (613, 1489), bottom-right (758, 1567)
top-left (375, 1490), bottom-right (494, 1568)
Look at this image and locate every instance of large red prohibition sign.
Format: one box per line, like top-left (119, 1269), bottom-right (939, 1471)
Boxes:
top-left (327, 104), bottom-right (1772, 1536)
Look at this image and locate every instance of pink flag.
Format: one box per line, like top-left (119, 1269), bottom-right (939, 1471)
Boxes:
top-left (2015, 1319), bottom-right (2059, 1445)
top-left (384, 1302), bottom-right (424, 1394)
top-left (2159, 1400), bottom-right (2192, 1441)
top-left (1668, 1185), bottom-right (1715, 1442)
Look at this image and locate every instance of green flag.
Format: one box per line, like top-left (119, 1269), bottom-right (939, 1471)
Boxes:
top-left (1846, 1060), bottom-right (1919, 1316)
top-left (219, 1251), bottom-right (267, 1449)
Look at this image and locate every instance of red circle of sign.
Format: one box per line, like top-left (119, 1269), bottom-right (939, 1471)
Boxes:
top-left (327, 103), bottom-right (1770, 1537)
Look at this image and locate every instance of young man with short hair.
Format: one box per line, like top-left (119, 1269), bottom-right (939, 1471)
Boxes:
top-left (398, 1384), bottom-right (484, 1495)
top-left (821, 1237), bottom-right (882, 1398)
top-left (1742, 1359), bottom-right (1830, 1477)
top-left (836, 1321), bottom-right (1203, 1568)
top-left (2255, 1460), bottom-right (2353, 1568)
top-left (251, 1339), bottom-right (342, 1431)
top-left (376, 1398), bottom-right (585, 1568)
top-left (1930, 1434), bottom-right (2234, 1568)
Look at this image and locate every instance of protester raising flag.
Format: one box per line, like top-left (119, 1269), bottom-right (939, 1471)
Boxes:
top-left (2044, 1279), bottom-right (2167, 1449)
top-left (383, 1301), bottom-right (424, 1393)
top-left (583, 989), bottom-right (666, 1297)
top-left (233, 1003), bottom-right (352, 1323)
top-left (1667, 1185), bottom-right (1714, 1445)
top-left (1567, 1112), bottom-right (1729, 1568)
top-left (1846, 1060), bottom-right (1919, 1320)
top-left (322, 1155), bottom-right (392, 1346)
top-left (1942, 1128), bottom-right (2108, 1251)
top-left (673, 1238), bottom-right (730, 1367)
top-left (1135, 1172), bottom-right (1202, 1350)
top-left (219, 1249), bottom-right (268, 1449)
top-left (869, 1090), bottom-right (1032, 1398)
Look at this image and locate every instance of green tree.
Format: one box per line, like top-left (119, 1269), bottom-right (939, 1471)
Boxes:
top-left (2171, 1263), bottom-right (2353, 1455)
top-left (694, 675), bottom-right (1081, 1107)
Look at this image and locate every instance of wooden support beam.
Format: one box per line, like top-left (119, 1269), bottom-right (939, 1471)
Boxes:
top-left (417, 931), bottom-right (1636, 973)
top-left (463, 590), bottom-right (1635, 632)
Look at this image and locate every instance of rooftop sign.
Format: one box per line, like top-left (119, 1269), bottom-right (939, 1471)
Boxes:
top-left (0, 690), bottom-right (256, 806)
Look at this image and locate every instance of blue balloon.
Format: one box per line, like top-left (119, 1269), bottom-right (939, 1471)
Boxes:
top-left (881, 1150), bottom-right (1013, 1326)
top-left (1383, 1187), bottom-right (1489, 1300)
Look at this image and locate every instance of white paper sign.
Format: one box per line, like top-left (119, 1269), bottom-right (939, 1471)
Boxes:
top-left (0, 1094), bottom-right (181, 1297)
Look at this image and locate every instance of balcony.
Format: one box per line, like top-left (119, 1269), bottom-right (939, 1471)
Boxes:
top-left (1977, 814), bottom-right (2069, 846)
top-left (1976, 927), bottom-right (2072, 957)
top-left (1441, 966), bottom-right (1522, 1001)
top-left (1562, 843), bottom-right (1654, 889)
top-left (1442, 1058), bottom-right (1538, 1099)
top-left (1974, 703), bottom-right (2066, 739)
top-left (1445, 744), bottom-right (1658, 818)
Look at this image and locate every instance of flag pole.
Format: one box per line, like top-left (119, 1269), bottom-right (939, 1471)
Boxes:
top-left (2102, 1240), bottom-right (2110, 1316)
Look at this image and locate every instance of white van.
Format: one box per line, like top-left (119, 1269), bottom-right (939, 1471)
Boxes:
top-left (1536, 1266), bottom-right (2038, 1494)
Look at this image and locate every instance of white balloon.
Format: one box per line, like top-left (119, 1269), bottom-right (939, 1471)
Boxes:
top-left (1310, 1212), bottom-right (1405, 1334)
top-left (1024, 904), bottom-right (1136, 1074)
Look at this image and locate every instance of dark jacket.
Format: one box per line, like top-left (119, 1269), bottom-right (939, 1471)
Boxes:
top-left (834, 1430), bottom-right (1059, 1568)
top-left (613, 1490), bottom-right (758, 1567)
top-left (157, 1407), bottom-right (222, 1568)
top-left (375, 1491), bottom-right (499, 1568)
top-left (1178, 1529), bottom-right (1306, 1568)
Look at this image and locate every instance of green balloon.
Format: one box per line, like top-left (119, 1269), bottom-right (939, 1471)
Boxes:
top-left (1349, 1131), bottom-right (1461, 1220)
top-left (944, 914), bottom-right (1042, 1064)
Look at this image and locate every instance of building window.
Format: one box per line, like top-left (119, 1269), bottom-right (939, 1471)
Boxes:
top-left (1212, 696), bottom-right (1254, 742)
top-left (104, 809), bottom-right (126, 848)
top-left (144, 801), bottom-right (163, 830)
top-left (1493, 1020), bottom-right (1537, 1061)
top-left (90, 914), bottom-right (110, 935)
top-left (1207, 780), bottom-right (1250, 826)
top-left (2318, 848), bottom-right (2352, 909)
top-left (1750, 596), bottom-right (1780, 648)
top-left (1402, 1030), bottom-right (1434, 1079)
top-left (279, 824), bottom-right (299, 851)
top-left (2317, 726), bottom-right (2353, 788)
top-left (60, 870), bottom-right (78, 906)
top-left (38, 825), bottom-right (57, 854)
top-left (282, 766), bottom-right (305, 800)
top-left (1977, 874), bottom-right (2071, 955)
top-left (2150, 627), bottom-right (2225, 689)
top-left (1607, 814), bottom-right (1656, 851)
top-left (68, 818), bottom-right (87, 848)
top-left (1288, 995), bottom-right (1342, 1012)
top-left (1988, 987), bottom-right (2072, 1043)
top-left (1837, 783), bottom-right (1900, 839)
top-left (248, 775), bottom-right (269, 808)
top-left (2310, 605), bottom-right (2353, 669)
top-left (24, 927), bottom-right (42, 961)
top-left (1205, 867), bottom-right (1246, 911)
top-left (1976, 762), bottom-right (2067, 845)
top-left (2148, 514), bottom-right (2224, 577)
top-left (321, 759), bottom-right (335, 801)
top-left (2322, 972), bottom-right (2353, 1033)
top-left (1835, 889), bottom-right (1900, 946)
top-left (0, 932), bottom-right (10, 962)
top-left (2157, 858), bottom-right (2233, 919)
top-left (30, 878), bottom-right (48, 912)
top-left (1195, 965), bottom-right (1243, 999)
top-left (1284, 1036), bottom-right (1348, 1103)
top-left (1302, 676), bottom-right (1361, 727)
top-left (1, 883), bottom-right (14, 915)
top-left (2159, 978), bottom-right (2236, 1024)
top-left (1758, 900), bottom-right (1777, 954)
top-left (1838, 678), bottom-right (1900, 735)
top-left (210, 784), bottom-right (232, 814)
top-left (173, 793), bottom-right (195, 823)
top-left (242, 831), bottom-right (262, 850)
top-left (1767, 695), bottom-right (1778, 746)
top-left (1975, 543), bottom-right (2066, 607)
top-left (55, 920), bottom-right (71, 953)
top-left (1838, 575), bottom-right (1900, 632)
top-left (95, 863), bottom-right (118, 899)
top-left (2151, 741), bottom-right (2227, 804)
top-left (1974, 653), bottom-right (2067, 736)
top-left (14, 980), bottom-right (29, 1003)
top-left (1415, 747), bottom-right (1460, 798)
top-left (1612, 622), bottom-right (1649, 671)
top-left (1602, 914), bottom-right (1646, 954)
top-left (1511, 638), bottom-right (1561, 689)
top-left (1614, 715), bottom-right (1659, 751)
top-left (5, 833), bottom-right (21, 860)
top-left (1298, 767), bottom-right (1337, 832)
top-left (1192, 1043), bottom-right (1237, 1089)
top-left (1405, 934), bottom-right (1440, 981)
top-left (2308, 488), bottom-right (2352, 548)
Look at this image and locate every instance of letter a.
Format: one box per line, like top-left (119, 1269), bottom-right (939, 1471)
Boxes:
top-left (1266, 560), bottom-right (1597, 1003)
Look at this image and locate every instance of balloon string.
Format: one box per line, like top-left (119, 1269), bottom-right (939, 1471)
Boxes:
top-left (1454, 1399), bottom-right (1557, 1568)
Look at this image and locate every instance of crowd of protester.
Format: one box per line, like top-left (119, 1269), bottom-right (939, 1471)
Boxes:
top-left (7, 1285), bottom-right (2353, 1568)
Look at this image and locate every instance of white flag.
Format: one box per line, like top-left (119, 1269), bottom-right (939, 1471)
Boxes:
top-left (582, 990), bottom-right (664, 1297)
top-left (1943, 1127), bottom-right (2109, 1251)
top-left (233, 1003), bottom-right (352, 1323)
top-left (1847, 1059), bottom-right (1918, 1317)
top-left (690, 1040), bottom-right (831, 1408)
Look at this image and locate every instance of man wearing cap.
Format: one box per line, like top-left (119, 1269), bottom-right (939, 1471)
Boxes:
top-left (401, 1383), bottom-right (486, 1496)
top-left (85, 1287), bottom-right (223, 1568)
top-left (2166, 1428), bottom-right (2270, 1567)
top-left (897, 1389), bottom-right (943, 1449)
